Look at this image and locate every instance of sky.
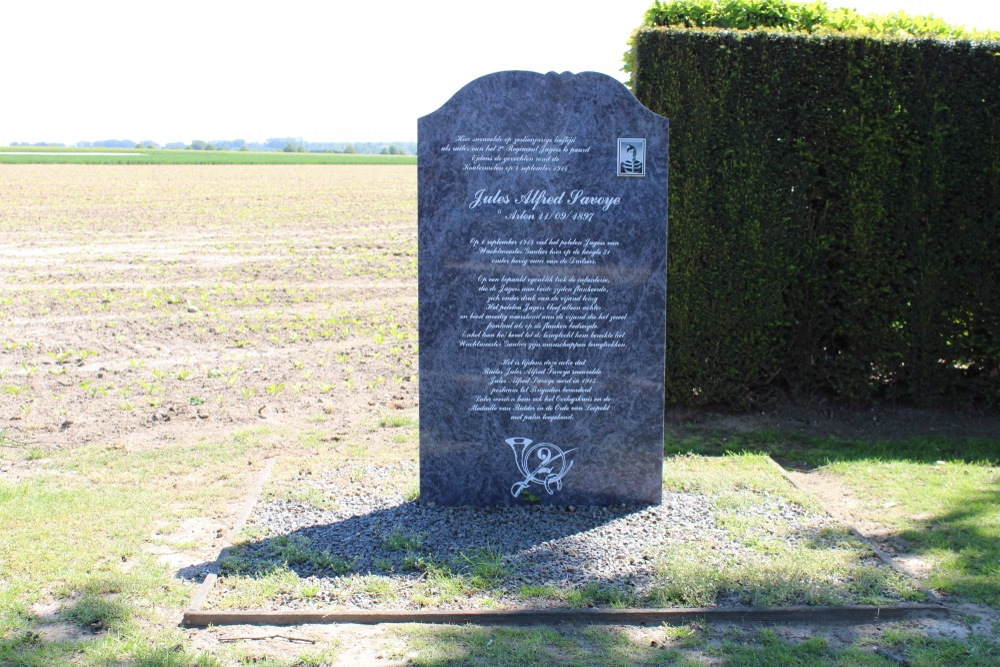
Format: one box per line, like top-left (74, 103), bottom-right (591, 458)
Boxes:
top-left (1, 1), bottom-right (997, 146)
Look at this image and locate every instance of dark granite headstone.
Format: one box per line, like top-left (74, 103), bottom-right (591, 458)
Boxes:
top-left (419, 71), bottom-right (668, 507)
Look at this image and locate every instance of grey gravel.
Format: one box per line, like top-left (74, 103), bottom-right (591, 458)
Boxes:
top-left (206, 461), bottom-right (852, 611)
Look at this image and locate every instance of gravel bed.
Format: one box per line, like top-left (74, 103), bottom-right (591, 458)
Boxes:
top-left (203, 461), bottom-right (857, 611)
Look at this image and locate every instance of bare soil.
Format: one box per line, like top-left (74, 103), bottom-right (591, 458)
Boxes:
top-left (0, 165), bottom-right (418, 460)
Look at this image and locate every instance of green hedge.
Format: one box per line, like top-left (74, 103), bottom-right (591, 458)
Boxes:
top-left (624, 0), bottom-right (1000, 80)
top-left (634, 29), bottom-right (999, 407)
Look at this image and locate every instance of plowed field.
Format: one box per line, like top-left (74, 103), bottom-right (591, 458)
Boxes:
top-left (0, 164), bottom-right (418, 451)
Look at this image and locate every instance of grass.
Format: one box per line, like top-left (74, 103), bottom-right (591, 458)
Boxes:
top-left (653, 451), bottom-right (925, 607)
top-left (844, 461), bottom-right (1000, 607)
top-left (827, 457), bottom-right (999, 604)
top-left (665, 428), bottom-right (999, 469)
top-left (0, 429), bottom-right (278, 664)
top-left (221, 533), bottom-right (355, 580)
top-left (720, 632), bottom-right (843, 666)
top-left (360, 575), bottom-right (397, 602)
top-left (650, 536), bottom-right (919, 608)
top-left (390, 621), bottom-right (1000, 666)
top-left (379, 412), bottom-right (417, 428)
top-left (667, 429), bottom-right (1000, 606)
top-left (456, 545), bottom-right (512, 589)
top-left (214, 564), bottom-right (303, 609)
top-left (567, 582), bottom-right (639, 609)
top-left (383, 526), bottom-right (427, 552)
top-left (0, 145), bottom-right (416, 165)
top-left (269, 535), bottom-right (356, 573)
top-left (0, 478), bottom-right (169, 614)
top-left (397, 626), bottom-right (588, 666)
top-left (4, 417), bottom-right (996, 664)
top-left (879, 628), bottom-right (1000, 666)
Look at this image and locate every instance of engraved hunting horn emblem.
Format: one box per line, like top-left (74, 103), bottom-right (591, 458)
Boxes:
top-left (505, 437), bottom-right (576, 498)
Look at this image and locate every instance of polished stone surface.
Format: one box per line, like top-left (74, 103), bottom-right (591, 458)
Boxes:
top-left (419, 71), bottom-right (668, 506)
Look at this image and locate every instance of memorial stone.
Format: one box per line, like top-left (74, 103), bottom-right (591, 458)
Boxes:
top-left (419, 70), bottom-right (668, 506)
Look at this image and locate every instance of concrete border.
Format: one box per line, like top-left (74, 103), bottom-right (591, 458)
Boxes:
top-left (187, 457), bottom-right (276, 611)
top-left (183, 604), bottom-right (950, 627)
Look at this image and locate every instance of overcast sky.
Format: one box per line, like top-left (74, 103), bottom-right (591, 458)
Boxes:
top-left (2, 0), bottom-right (997, 145)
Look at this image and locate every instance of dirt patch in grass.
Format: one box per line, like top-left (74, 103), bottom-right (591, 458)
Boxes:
top-left (784, 464), bottom-right (952, 616)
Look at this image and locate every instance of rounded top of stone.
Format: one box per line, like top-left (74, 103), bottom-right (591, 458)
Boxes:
top-left (419, 70), bottom-right (661, 124)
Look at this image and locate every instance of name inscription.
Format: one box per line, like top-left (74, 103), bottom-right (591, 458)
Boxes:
top-left (470, 188), bottom-right (621, 213)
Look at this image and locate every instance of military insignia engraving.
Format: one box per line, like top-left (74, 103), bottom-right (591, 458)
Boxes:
top-left (505, 437), bottom-right (576, 498)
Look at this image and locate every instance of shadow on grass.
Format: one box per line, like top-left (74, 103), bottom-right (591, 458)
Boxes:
top-left (903, 485), bottom-right (1000, 605)
top-left (0, 573), bottom-right (211, 666)
top-left (664, 427), bottom-right (999, 469)
top-left (389, 622), bottom-right (1000, 667)
top-left (397, 625), bottom-right (685, 666)
top-left (666, 420), bottom-right (1000, 606)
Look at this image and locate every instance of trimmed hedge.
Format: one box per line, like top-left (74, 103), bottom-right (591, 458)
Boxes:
top-left (634, 29), bottom-right (999, 407)
top-left (624, 0), bottom-right (1000, 81)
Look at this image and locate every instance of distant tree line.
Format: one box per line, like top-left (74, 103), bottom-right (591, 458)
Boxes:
top-left (58, 138), bottom-right (417, 155)
top-left (10, 141), bottom-right (68, 147)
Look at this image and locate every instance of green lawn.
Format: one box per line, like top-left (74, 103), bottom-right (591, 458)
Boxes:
top-left (666, 429), bottom-right (1000, 606)
top-left (3, 424), bottom-right (997, 665)
top-left (0, 429), bottom-right (278, 666)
